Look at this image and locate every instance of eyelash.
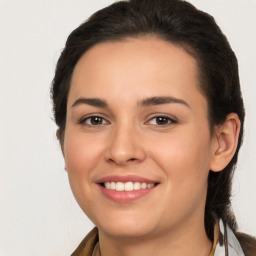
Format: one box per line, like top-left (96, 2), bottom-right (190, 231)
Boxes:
top-left (78, 115), bottom-right (109, 126)
top-left (78, 114), bottom-right (177, 127)
top-left (146, 115), bottom-right (177, 126)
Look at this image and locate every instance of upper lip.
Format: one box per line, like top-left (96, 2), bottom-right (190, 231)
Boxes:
top-left (95, 175), bottom-right (159, 184)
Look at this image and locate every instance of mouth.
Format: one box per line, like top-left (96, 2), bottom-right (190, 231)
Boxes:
top-left (96, 175), bottom-right (160, 202)
top-left (100, 181), bottom-right (158, 191)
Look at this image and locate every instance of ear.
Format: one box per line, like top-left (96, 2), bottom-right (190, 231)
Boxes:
top-left (56, 129), bottom-right (67, 171)
top-left (210, 113), bottom-right (241, 172)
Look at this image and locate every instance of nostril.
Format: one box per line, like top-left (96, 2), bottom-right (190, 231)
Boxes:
top-left (129, 158), bottom-right (137, 162)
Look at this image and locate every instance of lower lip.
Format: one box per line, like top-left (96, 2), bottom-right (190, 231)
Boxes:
top-left (98, 185), bottom-right (157, 203)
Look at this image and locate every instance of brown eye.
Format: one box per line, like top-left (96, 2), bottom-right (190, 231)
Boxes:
top-left (155, 117), bottom-right (170, 125)
top-left (147, 116), bottom-right (176, 126)
top-left (80, 116), bottom-right (108, 126)
top-left (89, 116), bottom-right (104, 125)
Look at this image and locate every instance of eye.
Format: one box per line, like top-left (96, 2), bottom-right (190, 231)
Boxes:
top-left (79, 115), bottom-right (109, 126)
top-left (147, 116), bottom-right (176, 126)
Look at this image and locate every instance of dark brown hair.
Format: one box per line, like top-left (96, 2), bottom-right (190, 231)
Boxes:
top-left (51, 0), bottom-right (245, 240)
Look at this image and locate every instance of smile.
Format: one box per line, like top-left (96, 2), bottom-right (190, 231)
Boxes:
top-left (103, 181), bottom-right (155, 191)
top-left (96, 175), bottom-right (159, 202)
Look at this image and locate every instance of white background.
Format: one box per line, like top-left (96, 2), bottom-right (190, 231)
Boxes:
top-left (0, 0), bottom-right (255, 255)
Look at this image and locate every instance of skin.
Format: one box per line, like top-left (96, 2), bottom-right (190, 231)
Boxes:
top-left (62, 37), bottom-right (240, 256)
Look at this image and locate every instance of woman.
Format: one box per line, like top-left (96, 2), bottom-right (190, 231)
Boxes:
top-left (51, 0), bottom-right (256, 255)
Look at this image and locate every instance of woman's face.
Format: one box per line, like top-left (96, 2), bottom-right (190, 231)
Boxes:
top-left (63, 37), bottom-right (218, 239)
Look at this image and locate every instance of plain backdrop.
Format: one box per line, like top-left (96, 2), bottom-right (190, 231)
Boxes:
top-left (0, 0), bottom-right (255, 255)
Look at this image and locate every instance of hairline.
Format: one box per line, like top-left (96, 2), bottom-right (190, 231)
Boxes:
top-left (58, 34), bottom-right (215, 142)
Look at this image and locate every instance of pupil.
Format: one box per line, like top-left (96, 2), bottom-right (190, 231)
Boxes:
top-left (156, 117), bottom-right (168, 125)
top-left (91, 117), bottom-right (102, 125)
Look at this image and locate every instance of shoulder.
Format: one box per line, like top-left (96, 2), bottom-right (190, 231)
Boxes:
top-left (236, 232), bottom-right (256, 256)
top-left (71, 227), bottom-right (98, 256)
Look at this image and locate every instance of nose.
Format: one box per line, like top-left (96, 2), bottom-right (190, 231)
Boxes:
top-left (104, 124), bottom-right (146, 165)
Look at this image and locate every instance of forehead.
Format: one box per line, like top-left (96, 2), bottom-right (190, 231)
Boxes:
top-left (69, 36), bottom-right (206, 110)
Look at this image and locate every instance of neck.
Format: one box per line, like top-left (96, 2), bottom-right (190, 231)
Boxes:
top-left (97, 216), bottom-right (212, 256)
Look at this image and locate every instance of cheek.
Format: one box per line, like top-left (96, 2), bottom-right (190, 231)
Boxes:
top-left (63, 130), bottom-right (107, 214)
top-left (64, 129), bottom-right (105, 178)
top-left (152, 127), bottom-right (212, 186)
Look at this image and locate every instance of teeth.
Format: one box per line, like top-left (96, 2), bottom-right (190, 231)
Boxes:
top-left (147, 183), bottom-right (154, 188)
top-left (133, 182), bottom-right (141, 190)
top-left (110, 182), bottom-right (116, 190)
top-left (105, 182), bottom-right (111, 189)
top-left (116, 182), bottom-right (124, 191)
top-left (103, 181), bottom-right (155, 191)
top-left (124, 182), bottom-right (133, 191)
top-left (141, 182), bottom-right (147, 189)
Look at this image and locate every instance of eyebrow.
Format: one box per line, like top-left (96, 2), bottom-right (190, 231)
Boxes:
top-left (71, 96), bottom-right (190, 108)
top-left (72, 98), bottom-right (107, 108)
top-left (138, 96), bottom-right (190, 108)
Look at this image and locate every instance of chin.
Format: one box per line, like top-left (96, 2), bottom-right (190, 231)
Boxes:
top-left (100, 224), bottom-right (154, 239)
top-left (94, 213), bottom-right (157, 238)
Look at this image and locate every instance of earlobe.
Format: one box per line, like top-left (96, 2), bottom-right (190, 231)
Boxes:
top-left (210, 113), bottom-right (241, 172)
